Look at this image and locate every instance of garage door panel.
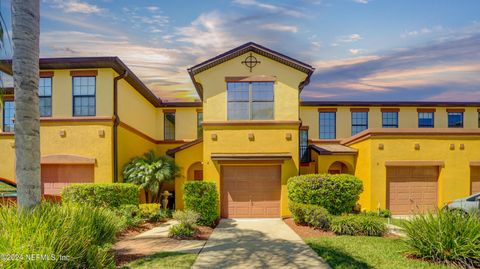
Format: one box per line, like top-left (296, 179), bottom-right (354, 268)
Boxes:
top-left (471, 167), bottom-right (480, 194)
top-left (387, 166), bottom-right (438, 215)
top-left (41, 164), bottom-right (94, 196)
top-left (221, 165), bottom-right (281, 218)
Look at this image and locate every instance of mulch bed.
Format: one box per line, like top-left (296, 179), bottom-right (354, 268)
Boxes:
top-left (114, 222), bottom-right (215, 266)
top-left (115, 220), bottom-right (166, 241)
top-left (283, 218), bottom-right (335, 238)
top-left (116, 253), bottom-right (146, 266)
top-left (195, 225), bottom-right (214, 240)
top-left (284, 218), bottom-right (400, 239)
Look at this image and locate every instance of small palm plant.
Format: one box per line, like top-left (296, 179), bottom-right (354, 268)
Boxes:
top-left (122, 151), bottom-right (179, 203)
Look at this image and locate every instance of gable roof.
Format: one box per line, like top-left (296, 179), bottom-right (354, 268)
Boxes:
top-left (0, 57), bottom-right (163, 107)
top-left (187, 42), bottom-right (315, 99)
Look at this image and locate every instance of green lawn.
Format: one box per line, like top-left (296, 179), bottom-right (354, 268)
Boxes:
top-left (119, 252), bottom-right (197, 269)
top-left (306, 236), bottom-right (453, 269)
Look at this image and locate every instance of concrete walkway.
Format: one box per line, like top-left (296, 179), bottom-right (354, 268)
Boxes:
top-left (113, 220), bottom-right (206, 257)
top-left (193, 219), bottom-right (330, 269)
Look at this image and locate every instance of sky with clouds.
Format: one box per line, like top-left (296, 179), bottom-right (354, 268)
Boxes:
top-left (1, 0), bottom-right (479, 102)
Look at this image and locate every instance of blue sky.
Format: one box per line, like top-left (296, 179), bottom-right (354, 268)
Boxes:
top-left (1, 0), bottom-right (479, 102)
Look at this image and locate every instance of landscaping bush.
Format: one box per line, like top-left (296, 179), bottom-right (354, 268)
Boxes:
top-left (289, 201), bottom-right (330, 229)
top-left (115, 204), bottom-right (142, 228)
top-left (403, 210), bottom-right (480, 268)
top-left (62, 183), bottom-right (139, 208)
top-left (139, 203), bottom-right (171, 222)
top-left (331, 215), bottom-right (387, 236)
top-left (169, 210), bottom-right (200, 239)
top-left (287, 174), bottom-right (363, 215)
top-left (183, 181), bottom-right (219, 227)
top-left (362, 209), bottom-right (392, 218)
top-left (0, 202), bottom-right (121, 269)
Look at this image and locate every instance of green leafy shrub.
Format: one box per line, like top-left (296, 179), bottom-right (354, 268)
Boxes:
top-left (331, 215), bottom-right (387, 236)
top-left (289, 201), bottom-right (330, 229)
top-left (403, 210), bottom-right (480, 268)
top-left (362, 209), bottom-right (392, 218)
top-left (169, 210), bottom-right (200, 238)
top-left (115, 204), bottom-right (142, 228)
top-left (184, 181), bottom-right (219, 227)
top-left (0, 202), bottom-right (121, 269)
top-left (62, 183), bottom-right (139, 208)
top-left (287, 174), bottom-right (363, 215)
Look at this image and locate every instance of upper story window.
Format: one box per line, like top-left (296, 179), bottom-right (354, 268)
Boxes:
top-left (300, 127), bottom-right (310, 163)
top-left (197, 111), bottom-right (203, 138)
top-left (478, 112), bottom-right (480, 128)
top-left (418, 112), bottom-right (434, 128)
top-left (382, 111), bottom-right (398, 128)
top-left (39, 77), bottom-right (52, 117)
top-left (448, 112), bottom-right (463, 128)
top-left (164, 112), bottom-right (175, 140)
top-left (351, 111), bottom-right (368, 135)
top-left (319, 111), bottom-right (336, 139)
top-left (227, 82), bottom-right (274, 120)
top-left (73, 76), bottom-right (96, 116)
top-left (2, 100), bottom-right (14, 132)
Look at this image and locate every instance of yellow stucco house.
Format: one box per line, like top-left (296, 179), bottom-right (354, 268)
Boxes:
top-left (1, 42), bottom-right (480, 216)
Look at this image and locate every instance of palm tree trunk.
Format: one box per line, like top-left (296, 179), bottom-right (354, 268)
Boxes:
top-left (12, 0), bottom-right (41, 211)
top-left (156, 182), bottom-right (164, 203)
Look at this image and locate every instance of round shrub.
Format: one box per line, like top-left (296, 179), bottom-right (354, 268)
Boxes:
top-left (403, 210), bottom-right (480, 268)
top-left (183, 181), bottom-right (219, 227)
top-left (289, 201), bottom-right (330, 230)
top-left (287, 174), bottom-right (327, 205)
top-left (287, 174), bottom-right (363, 215)
top-left (331, 215), bottom-right (387, 236)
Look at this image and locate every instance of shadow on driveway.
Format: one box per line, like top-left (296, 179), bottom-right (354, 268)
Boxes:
top-left (193, 219), bottom-right (330, 269)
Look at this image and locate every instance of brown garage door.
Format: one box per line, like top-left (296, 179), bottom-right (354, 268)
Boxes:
top-left (471, 167), bottom-right (480, 195)
top-left (387, 166), bottom-right (438, 215)
top-left (41, 164), bottom-right (94, 195)
top-left (221, 165), bottom-right (281, 218)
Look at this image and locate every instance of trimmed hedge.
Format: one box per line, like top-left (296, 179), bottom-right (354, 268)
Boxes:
top-left (287, 173), bottom-right (363, 215)
top-left (183, 181), bottom-right (219, 227)
top-left (331, 215), bottom-right (387, 236)
top-left (62, 183), bottom-right (139, 208)
top-left (289, 201), bottom-right (330, 230)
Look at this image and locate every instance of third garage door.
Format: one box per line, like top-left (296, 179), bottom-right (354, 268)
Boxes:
top-left (471, 167), bottom-right (480, 194)
top-left (221, 165), bottom-right (281, 218)
top-left (387, 166), bottom-right (438, 215)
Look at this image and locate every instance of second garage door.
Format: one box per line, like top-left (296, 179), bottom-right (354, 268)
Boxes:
top-left (221, 165), bottom-right (281, 218)
top-left (471, 167), bottom-right (480, 195)
top-left (41, 164), bottom-right (94, 195)
top-left (387, 166), bottom-right (438, 215)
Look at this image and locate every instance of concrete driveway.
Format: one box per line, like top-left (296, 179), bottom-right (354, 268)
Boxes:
top-left (193, 219), bottom-right (330, 269)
